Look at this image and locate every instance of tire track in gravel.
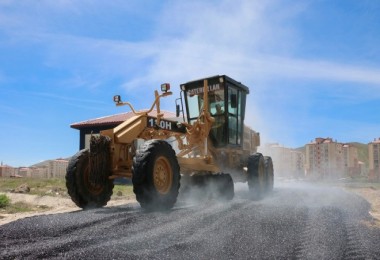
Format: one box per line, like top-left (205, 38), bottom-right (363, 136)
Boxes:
top-left (1, 183), bottom-right (380, 259)
top-left (292, 204), bottom-right (374, 259)
top-left (63, 200), bottom-right (251, 259)
top-left (294, 207), bottom-right (348, 259)
top-left (343, 221), bottom-right (368, 259)
top-left (1, 200), bottom-right (250, 259)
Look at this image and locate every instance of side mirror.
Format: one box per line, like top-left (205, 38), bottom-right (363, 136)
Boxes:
top-left (113, 95), bottom-right (121, 103)
top-left (231, 94), bottom-right (237, 108)
top-left (175, 97), bottom-right (184, 120)
top-left (176, 104), bottom-right (180, 117)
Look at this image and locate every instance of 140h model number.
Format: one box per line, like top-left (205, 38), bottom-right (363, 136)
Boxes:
top-left (148, 117), bottom-right (172, 130)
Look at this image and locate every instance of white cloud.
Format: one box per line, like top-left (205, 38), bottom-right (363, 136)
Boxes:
top-left (1, 0), bottom-right (379, 146)
top-left (249, 56), bottom-right (380, 85)
top-left (3, 0), bottom-right (379, 89)
top-left (117, 0), bottom-right (380, 90)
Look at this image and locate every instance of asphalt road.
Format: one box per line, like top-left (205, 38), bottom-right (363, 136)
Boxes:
top-left (1, 182), bottom-right (380, 259)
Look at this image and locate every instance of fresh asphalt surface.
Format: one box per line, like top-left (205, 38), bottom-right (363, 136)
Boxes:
top-left (1, 181), bottom-right (380, 259)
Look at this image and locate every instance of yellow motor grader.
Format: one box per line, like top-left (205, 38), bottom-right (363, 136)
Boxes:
top-left (66, 75), bottom-right (274, 210)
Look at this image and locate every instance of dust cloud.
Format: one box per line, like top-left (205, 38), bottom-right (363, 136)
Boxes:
top-left (177, 172), bottom-right (370, 218)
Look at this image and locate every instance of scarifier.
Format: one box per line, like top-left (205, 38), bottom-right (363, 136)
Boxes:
top-left (66, 75), bottom-right (274, 210)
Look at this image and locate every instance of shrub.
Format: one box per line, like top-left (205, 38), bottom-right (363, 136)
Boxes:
top-left (0, 194), bottom-right (10, 208)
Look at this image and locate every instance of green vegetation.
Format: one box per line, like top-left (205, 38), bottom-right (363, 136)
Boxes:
top-left (0, 177), bottom-right (135, 198)
top-left (112, 184), bottom-right (134, 199)
top-left (3, 201), bottom-right (35, 214)
top-left (0, 178), bottom-right (67, 197)
top-left (0, 194), bottom-right (10, 208)
top-left (342, 181), bottom-right (380, 190)
top-left (0, 194), bottom-right (35, 214)
top-left (0, 178), bottom-right (136, 217)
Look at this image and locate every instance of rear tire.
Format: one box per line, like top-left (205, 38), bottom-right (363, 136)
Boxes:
top-left (264, 156), bottom-right (274, 193)
top-left (132, 140), bottom-right (180, 210)
top-left (247, 153), bottom-right (265, 199)
top-left (217, 174), bottom-right (234, 200)
top-left (178, 173), bottom-right (234, 201)
top-left (66, 149), bottom-right (114, 209)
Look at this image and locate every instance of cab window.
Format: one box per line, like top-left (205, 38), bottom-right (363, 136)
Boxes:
top-left (209, 88), bottom-right (226, 146)
top-left (228, 86), bottom-right (243, 145)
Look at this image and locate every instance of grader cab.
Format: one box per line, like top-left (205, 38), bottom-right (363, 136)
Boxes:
top-left (66, 75), bottom-right (274, 210)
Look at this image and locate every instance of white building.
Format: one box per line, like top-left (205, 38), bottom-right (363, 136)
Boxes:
top-left (0, 163), bottom-right (15, 177)
top-left (31, 159), bottom-right (69, 178)
top-left (368, 138), bottom-right (380, 182)
top-left (260, 143), bottom-right (304, 178)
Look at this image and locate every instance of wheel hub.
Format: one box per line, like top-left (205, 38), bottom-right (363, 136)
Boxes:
top-left (153, 156), bottom-right (173, 194)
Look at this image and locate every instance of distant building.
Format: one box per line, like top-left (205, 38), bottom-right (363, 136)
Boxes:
top-left (50, 160), bottom-right (68, 178)
top-left (368, 138), bottom-right (380, 182)
top-left (342, 144), bottom-right (360, 177)
top-left (28, 166), bottom-right (49, 178)
top-left (358, 161), bottom-right (366, 176)
top-left (0, 163), bottom-right (15, 177)
top-left (307, 138), bottom-right (339, 179)
top-left (17, 167), bottom-right (29, 178)
top-left (70, 110), bottom-right (176, 150)
top-left (0, 160), bottom-right (68, 179)
top-left (305, 137), bottom-right (360, 180)
top-left (31, 159), bottom-right (69, 178)
top-left (290, 150), bottom-right (305, 178)
top-left (259, 143), bottom-right (304, 178)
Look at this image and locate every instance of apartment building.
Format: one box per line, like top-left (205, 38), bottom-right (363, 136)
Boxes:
top-left (28, 167), bottom-right (49, 178)
top-left (368, 138), bottom-right (380, 181)
top-left (305, 138), bottom-right (360, 180)
top-left (290, 150), bottom-right (305, 178)
top-left (0, 161), bottom-right (68, 178)
top-left (31, 159), bottom-right (69, 178)
top-left (305, 138), bottom-right (342, 179)
top-left (342, 144), bottom-right (360, 177)
top-left (259, 143), bottom-right (304, 178)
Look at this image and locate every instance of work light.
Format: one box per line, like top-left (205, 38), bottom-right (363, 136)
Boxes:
top-left (113, 95), bottom-right (121, 103)
top-left (161, 83), bottom-right (170, 92)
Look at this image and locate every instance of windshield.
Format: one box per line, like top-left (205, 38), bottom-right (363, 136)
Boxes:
top-left (185, 86), bottom-right (225, 124)
top-left (187, 92), bottom-right (203, 121)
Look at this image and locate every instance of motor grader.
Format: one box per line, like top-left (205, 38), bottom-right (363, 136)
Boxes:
top-left (66, 75), bottom-right (274, 210)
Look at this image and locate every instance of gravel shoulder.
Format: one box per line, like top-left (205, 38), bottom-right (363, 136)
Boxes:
top-left (348, 187), bottom-right (380, 227)
top-left (0, 192), bottom-right (136, 226)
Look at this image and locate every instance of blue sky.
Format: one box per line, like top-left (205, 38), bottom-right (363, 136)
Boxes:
top-left (1, 0), bottom-right (379, 167)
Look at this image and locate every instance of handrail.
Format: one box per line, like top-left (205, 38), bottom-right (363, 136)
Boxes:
top-left (116, 91), bottom-right (172, 116)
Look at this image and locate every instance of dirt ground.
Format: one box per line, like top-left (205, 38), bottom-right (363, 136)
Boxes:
top-left (348, 187), bottom-right (380, 227)
top-left (0, 193), bottom-right (136, 226)
top-left (1, 187), bottom-right (379, 227)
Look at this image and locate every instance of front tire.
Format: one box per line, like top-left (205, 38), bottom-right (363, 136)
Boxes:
top-left (132, 140), bottom-right (180, 210)
top-left (66, 149), bottom-right (114, 209)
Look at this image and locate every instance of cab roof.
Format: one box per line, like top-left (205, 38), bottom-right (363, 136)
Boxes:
top-left (180, 75), bottom-right (250, 94)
